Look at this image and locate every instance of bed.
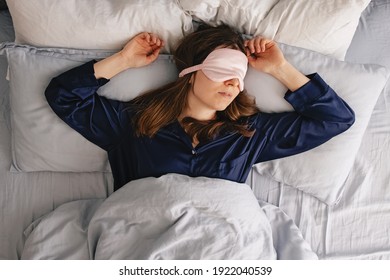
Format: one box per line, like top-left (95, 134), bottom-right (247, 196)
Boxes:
top-left (0, 0), bottom-right (389, 260)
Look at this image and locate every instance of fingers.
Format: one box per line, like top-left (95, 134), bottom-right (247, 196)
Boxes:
top-left (139, 32), bottom-right (164, 48)
top-left (147, 47), bottom-right (161, 62)
top-left (244, 36), bottom-right (273, 56)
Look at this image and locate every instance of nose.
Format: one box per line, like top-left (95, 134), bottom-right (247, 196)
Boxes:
top-left (224, 78), bottom-right (240, 89)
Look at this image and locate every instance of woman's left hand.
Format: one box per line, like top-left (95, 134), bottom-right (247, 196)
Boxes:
top-left (245, 36), bottom-right (310, 91)
top-left (244, 37), bottom-right (286, 75)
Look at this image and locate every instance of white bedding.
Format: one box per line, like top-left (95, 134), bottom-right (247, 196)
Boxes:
top-left (1, 1), bottom-right (390, 260)
top-left (21, 174), bottom-right (317, 260)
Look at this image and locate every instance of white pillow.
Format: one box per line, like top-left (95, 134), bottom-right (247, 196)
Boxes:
top-left (254, 0), bottom-right (371, 60)
top-left (178, 0), bottom-right (278, 26)
top-left (177, 0), bottom-right (221, 22)
top-left (179, 0), bottom-right (370, 60)
top-left (1, 42), bottom-right (388, 206)
top-left (6, 0), bottom-right (193, 53)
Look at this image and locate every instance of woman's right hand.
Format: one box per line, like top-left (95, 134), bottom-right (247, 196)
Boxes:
top-left (94, 32), bottom-right (164, 79)
top-left (120, 32), bottom-right (164, 68)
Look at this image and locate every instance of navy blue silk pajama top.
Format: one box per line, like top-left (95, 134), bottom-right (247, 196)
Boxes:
top-left (45, 61), bottom-right (355, 191)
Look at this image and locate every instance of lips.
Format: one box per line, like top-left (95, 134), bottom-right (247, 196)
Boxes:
top-left (218, 91), bottom-right (233, 97)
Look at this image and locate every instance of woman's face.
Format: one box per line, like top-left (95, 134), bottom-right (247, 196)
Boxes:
top-left (187, 70), bottom-right (241, 113)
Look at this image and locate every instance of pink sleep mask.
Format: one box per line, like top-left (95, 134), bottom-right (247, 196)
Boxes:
top-left (178, 48), bottom-right (248, 91)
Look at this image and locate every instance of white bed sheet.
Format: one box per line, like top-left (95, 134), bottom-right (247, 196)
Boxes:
top-left (1, 1), bottom-right (390, 260)
top-left (252, 0), bottom-right (390, 259)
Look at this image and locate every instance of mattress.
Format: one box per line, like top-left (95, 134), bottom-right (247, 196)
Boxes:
top-left (1, 1), bottom-right (390, 260)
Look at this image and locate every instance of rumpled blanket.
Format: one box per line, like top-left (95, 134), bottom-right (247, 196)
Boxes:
top-left (21, 174), bottom-right (317, 260)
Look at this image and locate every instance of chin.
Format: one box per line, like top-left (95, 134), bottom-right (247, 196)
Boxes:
top-left (215, 104), bottom-right (230, 111)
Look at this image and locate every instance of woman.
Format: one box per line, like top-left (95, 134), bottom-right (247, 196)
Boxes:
top-left (45, 25), bottom-right (355, 191)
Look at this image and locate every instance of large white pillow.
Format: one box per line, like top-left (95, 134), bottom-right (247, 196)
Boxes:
top-left (1, 42), bottom-right (388, 205)
top-left (179, 0), bottom-right (370, 60)
top-left (254, 0), bottom-right (371, 60)
top-left (5, 0), bottom-right (193, 53)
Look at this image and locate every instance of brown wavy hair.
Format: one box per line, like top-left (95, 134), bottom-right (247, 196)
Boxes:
top-left (130, 25), bottom-right (260, 142)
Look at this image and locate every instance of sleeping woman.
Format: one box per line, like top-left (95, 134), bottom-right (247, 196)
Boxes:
top-left (45, 25), bottom-right (355, 191)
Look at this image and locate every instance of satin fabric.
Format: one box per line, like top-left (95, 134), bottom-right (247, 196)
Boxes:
top-left (45, 61), bottom-right (354, 191)
top-left (179, 48), bottom-right (248, 91)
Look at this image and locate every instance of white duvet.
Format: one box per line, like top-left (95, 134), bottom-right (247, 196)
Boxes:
top-left (21, 174), bottom-right (317, 260)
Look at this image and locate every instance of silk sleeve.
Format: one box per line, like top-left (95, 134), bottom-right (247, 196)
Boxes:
top-left (45, 61), bottom-right (129, 151)
top-left (254, 73), bottom-right (355, 163)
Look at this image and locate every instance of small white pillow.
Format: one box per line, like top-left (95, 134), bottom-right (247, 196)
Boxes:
top-left (6, 0), bottom-right (193, 53)
top-left (1, 42), bottom-right (388, 206)
top-left (3, 45), bottom-right (113, 172)
top-left (179, 0), bottom-right (370, 60)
